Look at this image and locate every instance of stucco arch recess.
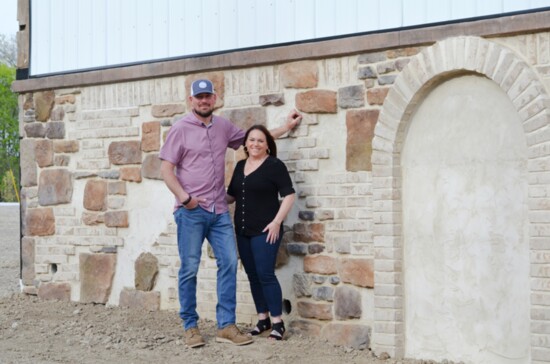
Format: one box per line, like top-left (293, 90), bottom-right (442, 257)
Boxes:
top-left (371, 35), bottom-right (550, 360)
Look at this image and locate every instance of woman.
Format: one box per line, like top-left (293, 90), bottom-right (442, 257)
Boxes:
top-left (227, 124), bottom-right (296, 341)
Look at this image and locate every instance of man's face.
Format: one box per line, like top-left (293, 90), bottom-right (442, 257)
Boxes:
top-left (190, 93), bottom-right (216, 118)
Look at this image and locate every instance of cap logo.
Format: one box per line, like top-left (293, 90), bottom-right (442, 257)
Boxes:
top-left (198, 81), bottom-right (208, 89)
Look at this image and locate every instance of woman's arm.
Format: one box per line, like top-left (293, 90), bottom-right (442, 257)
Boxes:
top-left (263, 193), bottom-right (296, 244)
top-left (226, 193), bottom-right (235, 204)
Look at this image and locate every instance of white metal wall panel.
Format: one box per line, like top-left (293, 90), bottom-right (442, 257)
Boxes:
top-left (29, 0), bottom-right (550, 76)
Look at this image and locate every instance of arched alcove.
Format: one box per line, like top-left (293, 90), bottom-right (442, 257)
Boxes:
top-left (372, 36), bottom-right (550, 363)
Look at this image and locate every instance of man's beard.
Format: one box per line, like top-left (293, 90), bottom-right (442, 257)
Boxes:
top-left (194, 108), bottom-right (214, 118)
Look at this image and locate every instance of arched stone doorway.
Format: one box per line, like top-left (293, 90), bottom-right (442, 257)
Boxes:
top-left (372, 36), bottom-right (550, 363)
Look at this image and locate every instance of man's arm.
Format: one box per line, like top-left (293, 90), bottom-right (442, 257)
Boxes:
top-left (160, 160), bottom-right (187, 204)
top-left (270, 109), bottom-right (302, 139)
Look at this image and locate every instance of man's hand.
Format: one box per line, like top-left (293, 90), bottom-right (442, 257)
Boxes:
top-left (285, 109), bottom-right (302, 132)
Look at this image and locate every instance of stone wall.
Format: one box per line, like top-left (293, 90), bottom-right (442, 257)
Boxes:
top-left (16, 25), bottom-right (550, 364)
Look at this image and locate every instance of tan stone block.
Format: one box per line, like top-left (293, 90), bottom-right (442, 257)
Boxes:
top-left (80, 253), bottom-right (117, 304)
top-left (142, 154), bottom-right (162, 180)
top-left (83, 180), bottom-right (107, 212)
top-left (135, 252), bottom-right (159, 291)
top-left (120, 167), bottom-right (142, 183)
top-left (108, 181), bottom-right (126, 195)
top-left (34, 139), bottom-right (53, 167)
top-left (34, 91), bottom-right (55, 121)
top-left (20, 139), bottom-right (37, 187)
top-left (55, 94), bottom-right (76, 104)
top-left (53, 140), bottom-right (79, 153)
top-left (219, 107), bottom-right (266, 131)
top-left (108, 141), bottom-right (142, 165)
top-left (346, 109), bottom-right (379, 172)
top-left (38, 282), bottom-right (71, 302)
top-left (288, 319), bottom-right (323, 336)
top-left (141, 121), bottom-right (161, 152)
top-left (304, 255), bottom-right (337, 275)
top-left (82, 212), bottom-right (105, 225)
top-left (21, 237), bottom-right (35, 285)
top-left (367, 88), bottom-right (390, 105)
top-left (259, 93), bottom-right (285, 106)
top-left (293, 222), bottom-right (325, 242)
top-left (25, 208), bottom-right (55, 236)
top-left (105, 211), bottom-right (129, 228)
top-left (296, 300), bottom-right (333, 320)
top-left (281, 61), bottom-right (318, 88)
top-left (119, 288), bottom-right (161, 311)
top-left (339, 258), bottom-right (374, 288)
top-left (151, 104), bottom-right (185, 118)
top-left (296, 90), bottom-right (337, 114)
top-left (320, 323), bottom-right (371, 349)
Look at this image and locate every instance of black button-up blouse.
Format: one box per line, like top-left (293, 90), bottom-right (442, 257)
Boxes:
top-left (227, 156), bottom-right (295, 236)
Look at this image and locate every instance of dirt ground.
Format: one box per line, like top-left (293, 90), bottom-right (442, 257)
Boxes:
top-left (0, 204), bottom-right (449, 364)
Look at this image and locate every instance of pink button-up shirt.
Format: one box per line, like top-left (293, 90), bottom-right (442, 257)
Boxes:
top-left (159, 113), bottom-right (245, 213)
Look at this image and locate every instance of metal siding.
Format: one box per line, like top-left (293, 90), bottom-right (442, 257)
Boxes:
top-left (29, 0), bottom-right (550, 76)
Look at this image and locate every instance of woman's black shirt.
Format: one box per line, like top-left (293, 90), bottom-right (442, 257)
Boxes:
top-left (227, 156), bottom-right (294, 236)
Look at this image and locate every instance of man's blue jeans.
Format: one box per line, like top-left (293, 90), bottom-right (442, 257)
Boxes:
top-left (174, 207), bottom-right (237, 330)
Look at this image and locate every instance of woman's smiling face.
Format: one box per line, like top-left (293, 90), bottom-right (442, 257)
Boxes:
top-left (246, 129), bottom-right (268, 158)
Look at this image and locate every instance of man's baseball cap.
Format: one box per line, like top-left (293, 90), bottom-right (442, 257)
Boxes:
top-left (191, 79), bottom-right (215, 96)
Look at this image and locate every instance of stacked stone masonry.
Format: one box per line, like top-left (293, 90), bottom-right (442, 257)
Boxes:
top-left (18, 32), bottom-right (550, 362)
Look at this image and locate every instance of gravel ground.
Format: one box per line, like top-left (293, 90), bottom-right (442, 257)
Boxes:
top-left (0, 203), bottom-right (452, 364)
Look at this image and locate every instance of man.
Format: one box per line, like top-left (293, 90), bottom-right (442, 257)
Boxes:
top-left (159, 79), bottom-right (302, 348)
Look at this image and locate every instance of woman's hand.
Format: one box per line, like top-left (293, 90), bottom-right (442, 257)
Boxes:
top-left (263, 220), bottom-right (281, 244)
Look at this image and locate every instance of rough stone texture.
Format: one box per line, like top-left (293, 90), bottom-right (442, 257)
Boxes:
top-left (334, 285), bottom-right (362, 319)
top-left (25, 208), bottom-right (55, 236)
top-left (34, 139), bottom-right (54, 167)
top-left (142, 154), bottom-right (162, 180)
top-left (339, 258), bottom-right (374, 288)
top-left (108, 141), bottom-right (142, 165)
top-left (275, 238), bottom-right (290, 268)
top-left (293, 273), bottom-right (312, 297)
top-left (50, 107), bottom-right (65, 121)
top-left (297, 301), bottom-right (333, 320)
top-left (219, 107), bottom-right (266, 131)
top-left (83, 180), bottom-right (108, 212)
top-left (304, 255), bottom-right (338, 275)
top-left (358, 52), bottom-right (386, 64)
top-left (259, 93), bottom-right (285, 106)
top-left (346, 109), bottom-right (379, 172)
top-left (308, 243), bottom-right (325, 254)
top-left (141, 121), bottom-right (161, 152)
top-left (120, 167), bottom-right (142, 182)
top-left (287, 243), bottom-right (308, 255)
top-left (281, 61), bottom-right (319, 88)
top-left (82, 211), bottom-right (105, 225)
top-left (20, 139), bottom-right (37, 187)
top-left (338, 85), bottom-right (365, 109)
top-left (54, 155), bottom-right (70, 166)
top-left (296, 90), bottom-right (337, 114)
top-left (357, 66), bottom-right (377, 79)
top-left (289, 319), bottom-right (323, 336)
top-left (119, 288), bottom-right (161, 311)
top-left (320, 323), bottom-right (371, 350)
top-left (45, 121), bottom-right (65, 139)
top-left (108, 181), bottom-right (127, 195)
top-left (105, 211), bottom-right (129, 227)
top-left (294, 223), bottom-right (325, 242)
top-left (24, 122), bottom-right (46, 138)
top-left (38, 169), bottom-right (73, 206)
top-left (298, 211), bottom-right (315, 221)
top-left (135, 252), bottom-right (159, 291)
top-left (312, 286), bottom-right (334, 302)
top-left (151, 104), bottom-right (185, 118)
top-left (367, 88), bottom-right (390, 105)
top-left (185, 72), bottom-right (225, 109)
top-left (80, 253), bottom-right (117, 304)
top-left (53, 140), bottom-right (80, 153)
top-left (55, 94), bottom-right (76, 104)
top-left (34, 91), bottom-right (55, 122)
top-left (21, 237), bottom-right (35, 285)
top-left (37, 282), bottom-right (71, 302)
